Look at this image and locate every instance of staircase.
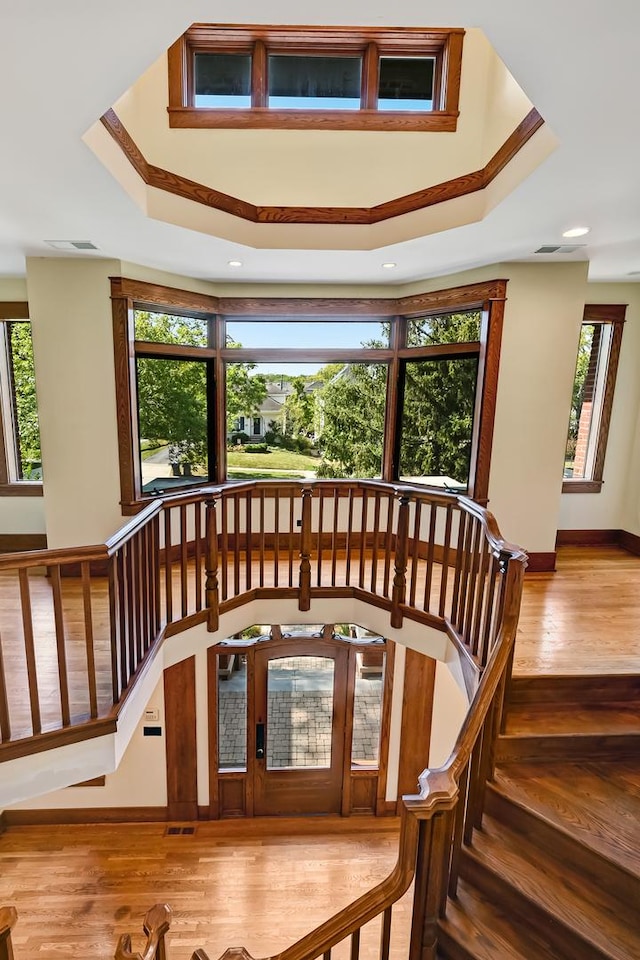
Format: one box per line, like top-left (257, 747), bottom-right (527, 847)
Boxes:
top-left (437, 675), bottom-right (640, 959)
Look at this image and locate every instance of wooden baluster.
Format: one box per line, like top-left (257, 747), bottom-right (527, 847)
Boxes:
top-left (80, 561), bottom-right (98, 719)
top-left (125, 543), bottom-right (136, 677)
top-left (0, 906), bottom-right (17, 960)
top-left (350, 929), bottom-right (361, 960)
top-left (194, 501), bottom-right (203, 612)
top-left (423, 503), bottom-right (437, 614)
top-left (470, 545), bottom-right (491, 658)
top-left (299, 485), bottom-right (312, 611)
top-left (460, 519), bottom-right (482, 641)
top-left (288, 491), bottom-right (295, 587)
top-left (141, 525), bottom-right (150, 652)
top-left (273, 494), bottom-right (279, 588)
top-left (108, 554), bottom-right (120, 703)
top-left (205, 497), bottom-right (220, 632)
top-left (323, 950), bottom-right (331, 960)
top-left (152, 513), bottom-right (161, 637)
top-left (317, 487), bottom-right (324, 587)
top-left (164, 509), bottom-right (173, 625)
top-left (0, 629), bottom-right (11, 742)
top-left (409, 499), bottom-right (422, 608)
top-left (18, 569), bottom-right (41, 735)
top-left (50, 567), bottom-right (71, 726)
top-left (245, 490), bottom-right (252, 592)
top-left (330, 488), bottom-right (338, 586)
top-left (345, 488), bottom-right (354, 585)
top-left (449, 510), bottom-right (467, 626)
top-left (437, 504), bottom-right (453, 617)
top-left (464, 733), bottom-right (484, 844)
top-left (134, 533), bottom-right (143, 665)
top-left (391, 495), bottom-right (410, 628)
top-left (380, 906), bottom-right (392, 960)
top-left (233, 495), bottom-right (241, 596)
top-left (447, 761), bottom-right (471, 897)
top-left (370, 491), bottom-right (381, 595)
top-left (383, 492), bottom-right (394, 598)
top-left (259, 489), bottom-right (266, 588)
top-left (479, 552), bottom-right (499, 666)
top-left (221, 494), bottom-right (229, 598)
top-left (358, 488), bottom-right (368, 589)
top-left (180, 505), bottom-right (188, 619)
top-left (116, 550), bottom-right (128, 693)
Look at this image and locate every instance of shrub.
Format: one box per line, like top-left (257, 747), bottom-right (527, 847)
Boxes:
top-left (316, 460), bottom-right (351, 478)
top-left (230, 431), bottom-right (250, 445)
top-left (245, 442), bottom-right (269, 453)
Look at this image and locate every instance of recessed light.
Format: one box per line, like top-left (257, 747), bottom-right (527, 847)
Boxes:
top-left (227, 259), bottom-right (243, 267)
top-left (562, 227), bottom-right (590, 238)
top-left (382, 262), bottom-right (397, 269)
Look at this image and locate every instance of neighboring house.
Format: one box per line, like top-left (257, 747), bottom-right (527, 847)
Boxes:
top-left (233, 380), bottom-right (324, 441)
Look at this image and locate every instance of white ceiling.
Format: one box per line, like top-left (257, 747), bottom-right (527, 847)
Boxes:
top-left (2, 1), bottom-right (640, 286)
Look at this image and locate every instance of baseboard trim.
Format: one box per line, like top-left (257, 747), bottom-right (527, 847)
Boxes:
top-left (0, 533), bottom-right (47, 553)
top-left (526, 551), bottom-right (556, 572)
top-left (3, 806), bottom-right (169, 826)
top-left (556, 529), bottom-right (619, 546)
top-left (619, 529), bottom-right (640, 556)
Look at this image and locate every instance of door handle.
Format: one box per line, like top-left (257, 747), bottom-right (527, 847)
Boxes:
top-left (256, 722), bottom-right (265, 759)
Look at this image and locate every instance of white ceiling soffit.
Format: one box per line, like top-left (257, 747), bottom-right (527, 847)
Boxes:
top-left (1, 2), bottom-right (640, 283)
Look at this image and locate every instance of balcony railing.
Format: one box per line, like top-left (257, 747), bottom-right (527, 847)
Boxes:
top-left (0, 480), bottom-right (526, 960)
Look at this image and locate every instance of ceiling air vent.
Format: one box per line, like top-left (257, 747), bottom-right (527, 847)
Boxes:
top-left (45, 240), bottom-right (99, 250)
top-left (534, 244), bottom-right (583, 254)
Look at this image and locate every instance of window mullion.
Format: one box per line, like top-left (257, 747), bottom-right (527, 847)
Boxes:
top-left (362, 42), bottom-right (378, 110)
top-left (252, 40), bottom-right (267, 107)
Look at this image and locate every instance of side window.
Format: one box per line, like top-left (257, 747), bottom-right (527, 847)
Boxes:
top-left (562, 305), bottom-right (625, 493)
top-left (0, 313), bottom-right (43, 489)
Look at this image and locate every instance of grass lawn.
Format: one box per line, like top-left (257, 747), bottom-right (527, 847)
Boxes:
top-left (227, 447), bottom-right (320, 472)
top-left (228, 470), bottom-right (306, 480)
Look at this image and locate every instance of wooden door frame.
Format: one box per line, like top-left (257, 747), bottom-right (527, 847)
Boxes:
top-left (207, 631), bottom-right (393, 818)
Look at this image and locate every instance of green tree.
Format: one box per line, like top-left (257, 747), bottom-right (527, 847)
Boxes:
top-left (318, 364), bottom-right (387, 477)
top-left (318, 312), bottom-right (481, 483)
top-left (135, 313), bottom-right (267, 472)
top-left (282, 376), bottom-right (315, 438)
top-left (9, 323), bottom-right (42, 477)
top-left (565, 324), bottom-right (594, 463)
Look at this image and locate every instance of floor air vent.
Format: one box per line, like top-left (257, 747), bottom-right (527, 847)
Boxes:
top-left (165, 826), bottom-right (196, 836)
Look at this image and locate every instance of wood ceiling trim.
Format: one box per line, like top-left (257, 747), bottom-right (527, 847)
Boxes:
top-left (100, 107), bottom-right (543, 226)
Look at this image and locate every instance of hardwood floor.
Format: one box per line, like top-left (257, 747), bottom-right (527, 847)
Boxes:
top-left (514, 545), bottom-right (640, 676)
top-left (0, 818), bottom-right (410, 960)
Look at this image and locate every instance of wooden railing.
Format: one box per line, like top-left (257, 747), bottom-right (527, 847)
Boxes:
top-left (0, 480), bottom-right (526, 960)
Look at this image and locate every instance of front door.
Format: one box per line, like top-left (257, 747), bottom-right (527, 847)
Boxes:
top-left (253, 639), bottom-right (349, 816)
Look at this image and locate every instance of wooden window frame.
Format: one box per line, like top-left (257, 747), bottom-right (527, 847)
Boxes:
top-left (167, 24), bottom-right (464, 132)
top-left (0, 304), bottom-right (43, 498)
top-left (562, 304), bottom-right (626, 494)
top-left (111, 277), bottom-right (506, 513)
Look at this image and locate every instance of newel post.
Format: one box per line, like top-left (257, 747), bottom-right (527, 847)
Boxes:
top-left (0, 907), bottom-right (17, 960)
top-left (298, 485), bottom-right (313, 611)
top-left (205, 498), bottom-right (220, 632)
top-left (391, 494), bottom-right (411, 628)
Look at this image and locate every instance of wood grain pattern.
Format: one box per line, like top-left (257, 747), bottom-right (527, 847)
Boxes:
top-left (101, 108), bottom-right (542, 225)
top-left (396, 648), bottom-right (436, 796)
top-left (164, 656), bottom-right (198, 820)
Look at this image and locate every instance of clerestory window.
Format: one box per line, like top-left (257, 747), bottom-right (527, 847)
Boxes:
top-left (562, 304), bottom-right (625, 493)
top-left (111, 278), bottom-right (506, 510)
top-left (168, 25), bottom-right (464, 132)
top-left (0, 305), bottom-right (43, 495)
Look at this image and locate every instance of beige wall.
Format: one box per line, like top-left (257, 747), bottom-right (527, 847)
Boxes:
top-left (558, 283), bottom-right (640, 534)
top-left (26, 258), bottom-right (124, 547)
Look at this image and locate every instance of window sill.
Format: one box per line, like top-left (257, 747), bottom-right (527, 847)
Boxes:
top-left (167, 106), bottom-right (459, 133)
top-left (562, 479), bottom-right (603, 494)
top-left (0, 482), bottom-right (43, 497)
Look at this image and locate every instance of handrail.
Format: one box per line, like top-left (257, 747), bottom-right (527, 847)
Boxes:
top-left (0, 479), bottom-right (527, 960)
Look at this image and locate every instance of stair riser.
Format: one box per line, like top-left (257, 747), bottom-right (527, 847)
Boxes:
top-left (484, 786), bottom-right (640, 912)
top-left (508, 677), bottom-right (640, 705)
top-left (460, 850), bottom-right (614, 960)
top-left (436, 928), bottom-right (485, 960)
top-left (496, 734), bottom-right (640, 762)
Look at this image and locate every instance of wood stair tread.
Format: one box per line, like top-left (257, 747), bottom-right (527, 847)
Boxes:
top-left (463, 815), bottom-right (640, 960)
top-left (492, 760), bottom-right (640, 882)
top-left (438, 879), bottom-right (558, 960)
